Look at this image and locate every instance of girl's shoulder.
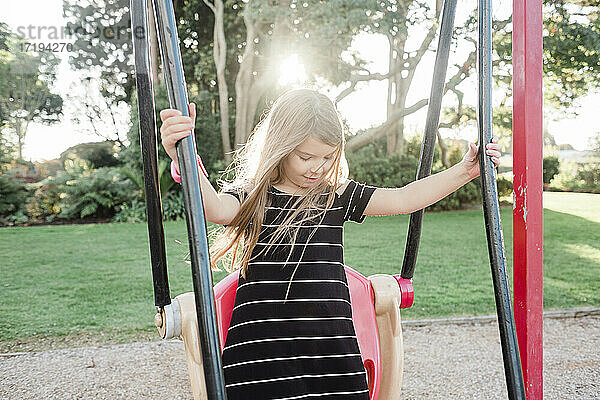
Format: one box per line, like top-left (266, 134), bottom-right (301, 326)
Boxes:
top-left (334, 179), bottom-right (351, 196)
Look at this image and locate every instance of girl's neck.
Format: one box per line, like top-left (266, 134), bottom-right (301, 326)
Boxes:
top-left (271, 182), bottom-right (310, 196)
top-left (271, 180), bottom-right (348, 196)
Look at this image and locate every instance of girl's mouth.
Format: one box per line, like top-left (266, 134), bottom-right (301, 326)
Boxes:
top-left (304, 176), bottom-right (319, 182)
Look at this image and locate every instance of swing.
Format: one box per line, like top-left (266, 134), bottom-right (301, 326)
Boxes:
top-left (130, 0), bottom-right (526, 399)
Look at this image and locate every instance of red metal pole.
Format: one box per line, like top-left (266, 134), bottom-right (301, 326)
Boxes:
top-left (512, 0), bottom-right (544, 398)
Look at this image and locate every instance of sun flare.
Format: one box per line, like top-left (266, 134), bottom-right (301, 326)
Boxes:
top-left (278, 54), bottom-right (307, 86)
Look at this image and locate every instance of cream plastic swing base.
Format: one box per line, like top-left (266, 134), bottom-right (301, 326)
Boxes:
top-left (156, 274), bottom-right (404, 400)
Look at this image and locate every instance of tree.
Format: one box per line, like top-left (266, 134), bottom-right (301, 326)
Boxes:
top-left (200, 0), bottom-right (232, 162)
top-left (187, 0), bottom-right (375, 152)
top-left (0, 23), bottom-right (13, 168)
top-left (543, 0), bottom-right (600, 109)
top-left (543, 156), bottom-right (559, 184)
top-left (60, 141), bottom-right (121, 168)
top-left (64, 0), bottom-right (138, 106)
top-left (0, 33), bottom-right (63, 161)
top-left (68, 75), bottom-right (130, 146)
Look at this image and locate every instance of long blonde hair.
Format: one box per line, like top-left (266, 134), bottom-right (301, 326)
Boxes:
top-left (210, 89), bottom-right (349, 278)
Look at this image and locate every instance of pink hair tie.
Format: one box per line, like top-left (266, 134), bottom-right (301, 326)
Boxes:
top-left (170, 154), bottom-right (209, 184)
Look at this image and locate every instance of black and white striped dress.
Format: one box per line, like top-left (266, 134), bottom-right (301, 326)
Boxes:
top-left (222, 180), bottom-right (376, 400)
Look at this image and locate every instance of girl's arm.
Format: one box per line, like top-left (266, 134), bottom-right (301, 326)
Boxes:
top-left (160, 104), bottom-right (241, 225)
top-left (363, 141), bottom-right (502, 216)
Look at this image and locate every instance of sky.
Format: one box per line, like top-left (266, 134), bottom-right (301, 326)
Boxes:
top-left (2, 0), bottom-right (598, 162)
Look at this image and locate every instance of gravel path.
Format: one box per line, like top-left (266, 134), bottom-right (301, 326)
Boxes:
top-left (2, 315), bottom-right (598, 399)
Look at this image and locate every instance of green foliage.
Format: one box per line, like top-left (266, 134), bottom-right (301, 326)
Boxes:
top-left (120, 85), bottom-right (226, 188)
top-left (347, 136), bottom-right (490, 211)
top-left (0, 135), bottom-right (15, 171)
top-left (113, 191), bottom-right (186, 223)
top-left (496, 176), bottom-right (513, 198)
top-left (575, 163), bottom-right (600, 191)
top-left (543, 156), bottom-right (560, 184)
top-left (112, 199), bottom-right (147, 223)
top-left (27, 161), bottom-right (136, 221)
top-left (60, 141), bottom-right (121, 168)
top-left (0, 173), bottom-right (29, 217)
top-left (543, 1), bottom-right (600, 108)
top-left (118, 158), bottom-right (175, 200)
top-left (161, 191), bottom-right (186, 221)
top-left (550, 161), bottom-right (600, 193)
top-left (347, 141), bottom-right (420, 188)
top-left (64, 0), bottom-right (133, 105)
top-left (493, 1), bottom-right (600, 113)
top-left (58, 165), bottom-right (135, 219)
top-left (26, 174), bottom-right (66, 222)
top-left (0, 32), bottom-right (63, 160)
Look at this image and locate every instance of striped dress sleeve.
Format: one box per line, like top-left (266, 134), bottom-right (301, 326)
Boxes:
top-left (342, 180), bottom-right (376, 223)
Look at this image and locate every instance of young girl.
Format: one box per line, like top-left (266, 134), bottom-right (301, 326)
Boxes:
top-left (160, 89), bottom-right (501, 400)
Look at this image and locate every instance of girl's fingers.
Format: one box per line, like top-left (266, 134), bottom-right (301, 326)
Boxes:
top-left (486, 149), bottom-right (501, 158)
top-left (162, 131), bottom-right (191, 146)
top-left (161, 115), bottom-right (193, 128)
top-left (162, 122), bottom-right (194, 137)
top-left (189, 103), bottom-right (196, 121)
top-left (486, 143), bottom-right (501, 150)
top-left (159, 108), bottom-right (181, 121)
top-left (160, 119), bottom-right (193, 137)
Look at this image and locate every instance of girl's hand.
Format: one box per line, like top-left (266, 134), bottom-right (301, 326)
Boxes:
top-left (159, 103), bottom-right (196, 164)
top-left (460, 137), bottom-right (502, 180)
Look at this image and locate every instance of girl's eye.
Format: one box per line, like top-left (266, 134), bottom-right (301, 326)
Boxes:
top-left (299, 156), bottom-right (311, 161)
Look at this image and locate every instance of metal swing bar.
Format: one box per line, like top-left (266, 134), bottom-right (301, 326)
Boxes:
top-left (130, 0), bottom-right (171, 309)
top-left (130, 0), bottom-right (527, 397)
top-left (400, 0), bottom-right (526, 397)
top-left (401, 0), bottom-right (458, 280)
top-left (478, 1), bottom-right (525, 398)
top-left (129, 0), bottom-right (228, 398)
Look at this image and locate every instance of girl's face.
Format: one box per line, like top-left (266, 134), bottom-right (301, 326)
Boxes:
top-left (280, 136), bottom-right (338, 189)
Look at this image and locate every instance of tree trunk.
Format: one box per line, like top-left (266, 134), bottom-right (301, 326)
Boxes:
top-left (386, 30), bottom-right (408, 156)
top-left (234, 13), bottom-right (257, 149)
top-left (15, 120), bottom-right (23, 161)
top-left (436, 129), bottom-right (450, 167)
top-left (208, 0), bottom-right (232, 162)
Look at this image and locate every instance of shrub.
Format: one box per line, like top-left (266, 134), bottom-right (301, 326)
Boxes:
top-left (113, 190), bottom-right (186, 223)
top-left (575, 163), bottom-right (600, 190)
top-left (60, 141), bottom-right (121, 168)
top-left (346, 137), bottom-right (511, 211)
top-left (58, 166), bottom-right (136, 219)
top-left (0, 174), bottom-right (29, 217)
top-left (162, 191), bottom-right (186, 221)
top-left (113, 198), bottom-right (147, 223)
top-left (27, 172), bottom-right (70, 221)
top-left (550, 161), bottom-right (600, 193)
top-left (543, 156), bottom-right (560, 184)
top-left (27, 160), bottom-right (137, 221)
top-left (347, 142), bottom-right (419, 188)
top-left (347, 138), bottom-right (477, 211)
top-left (496, 176), bottom-right (513, 197)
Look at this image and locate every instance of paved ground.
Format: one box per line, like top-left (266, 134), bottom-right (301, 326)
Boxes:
top-left (1, 315), bottom-right (598, 399)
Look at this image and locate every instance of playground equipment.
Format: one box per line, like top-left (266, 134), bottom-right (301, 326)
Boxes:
top-left (130, 0), bottom-right (542, 398)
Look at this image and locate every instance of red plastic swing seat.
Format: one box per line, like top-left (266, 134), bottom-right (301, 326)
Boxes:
top-left (213, 266), bottom-right (382, 400)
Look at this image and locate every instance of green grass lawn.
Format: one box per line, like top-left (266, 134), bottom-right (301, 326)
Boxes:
top-left (1, 192), bottom-right (598, 350)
